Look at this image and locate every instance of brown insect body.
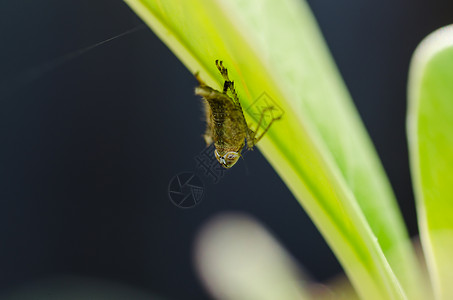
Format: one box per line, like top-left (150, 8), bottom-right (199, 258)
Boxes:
top-left (196, 85), bottom-right (248, 154)
top-left (195, 60), bottom-right (280, 169)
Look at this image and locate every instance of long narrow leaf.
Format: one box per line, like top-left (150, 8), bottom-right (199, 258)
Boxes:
top-left (124, 0), bottom-right (423, 298)
top-left (408, 25), bottom-right (453, 300)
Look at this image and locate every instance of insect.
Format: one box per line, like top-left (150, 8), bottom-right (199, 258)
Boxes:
top-left (195, 60), bottom-right (281, 169)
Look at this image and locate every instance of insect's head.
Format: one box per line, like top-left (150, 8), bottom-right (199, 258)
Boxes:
top-left (214, 150), bottom-right (240, 169)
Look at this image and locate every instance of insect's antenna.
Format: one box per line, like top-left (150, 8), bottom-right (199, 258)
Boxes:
top-left (194, 72), bottom-right (206, 86)
top-left (239, 144), bottom-right (251, 176)
top-left (0, 25), bottom-right (146, 97)
top-left (241, 153), bottom-right (251, 176)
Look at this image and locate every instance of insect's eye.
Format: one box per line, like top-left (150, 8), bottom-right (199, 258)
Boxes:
top-left (214, 150), bottom-right (240, 169)
top-left (223, 152), bottom-right (240, 168)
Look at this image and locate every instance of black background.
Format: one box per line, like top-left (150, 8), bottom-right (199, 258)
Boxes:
top-left (0, 0), bottom-right (452, 299)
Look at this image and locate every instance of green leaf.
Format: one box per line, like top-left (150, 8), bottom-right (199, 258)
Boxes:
top-left (408, 25), bottom-right (453, 300)
top-left (124, 0), bottom-right (423, 298)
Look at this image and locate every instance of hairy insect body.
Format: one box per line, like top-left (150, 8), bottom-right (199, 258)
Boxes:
top-left (196, 85), bottom-right (247, 152)
top-left (195, 60), bottom-right (280, 169)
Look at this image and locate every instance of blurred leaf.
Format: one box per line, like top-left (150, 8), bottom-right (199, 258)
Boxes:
top-left (408, 25), bottom-right (453, 300)
top-left (194, 213), bottom-right (312, 300)
top-left (124, 0), bottom-right (424, 298)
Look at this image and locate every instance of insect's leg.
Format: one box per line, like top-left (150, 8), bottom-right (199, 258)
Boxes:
top-left (246, 128), bottom-right (256, 150)
top-left (216, 60), bottom-right (233, 95)
top-left (222, 81), bottom-right (231, 94)
top-left (247, 108), bottom-right (268, 147)
top-left (216, 60), bottom-right (230, 82)
top-left (249, 107), bottom-right (282, 145)
top-left (253, 116), bottom-right (280, 143)
top-left (204, 132), bottom-right (213, 145)
top-left (228, 81), bottom-right (241, 106)
top-left (202, 99), bottom-right (214, 146)
top-left (215, 60), bottom-right (240, 101)
top-left (194, 71), bottom-right (206, 86)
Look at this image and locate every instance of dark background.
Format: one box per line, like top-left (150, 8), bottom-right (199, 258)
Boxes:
top-left (0, 0), bottom-right (452, 299)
